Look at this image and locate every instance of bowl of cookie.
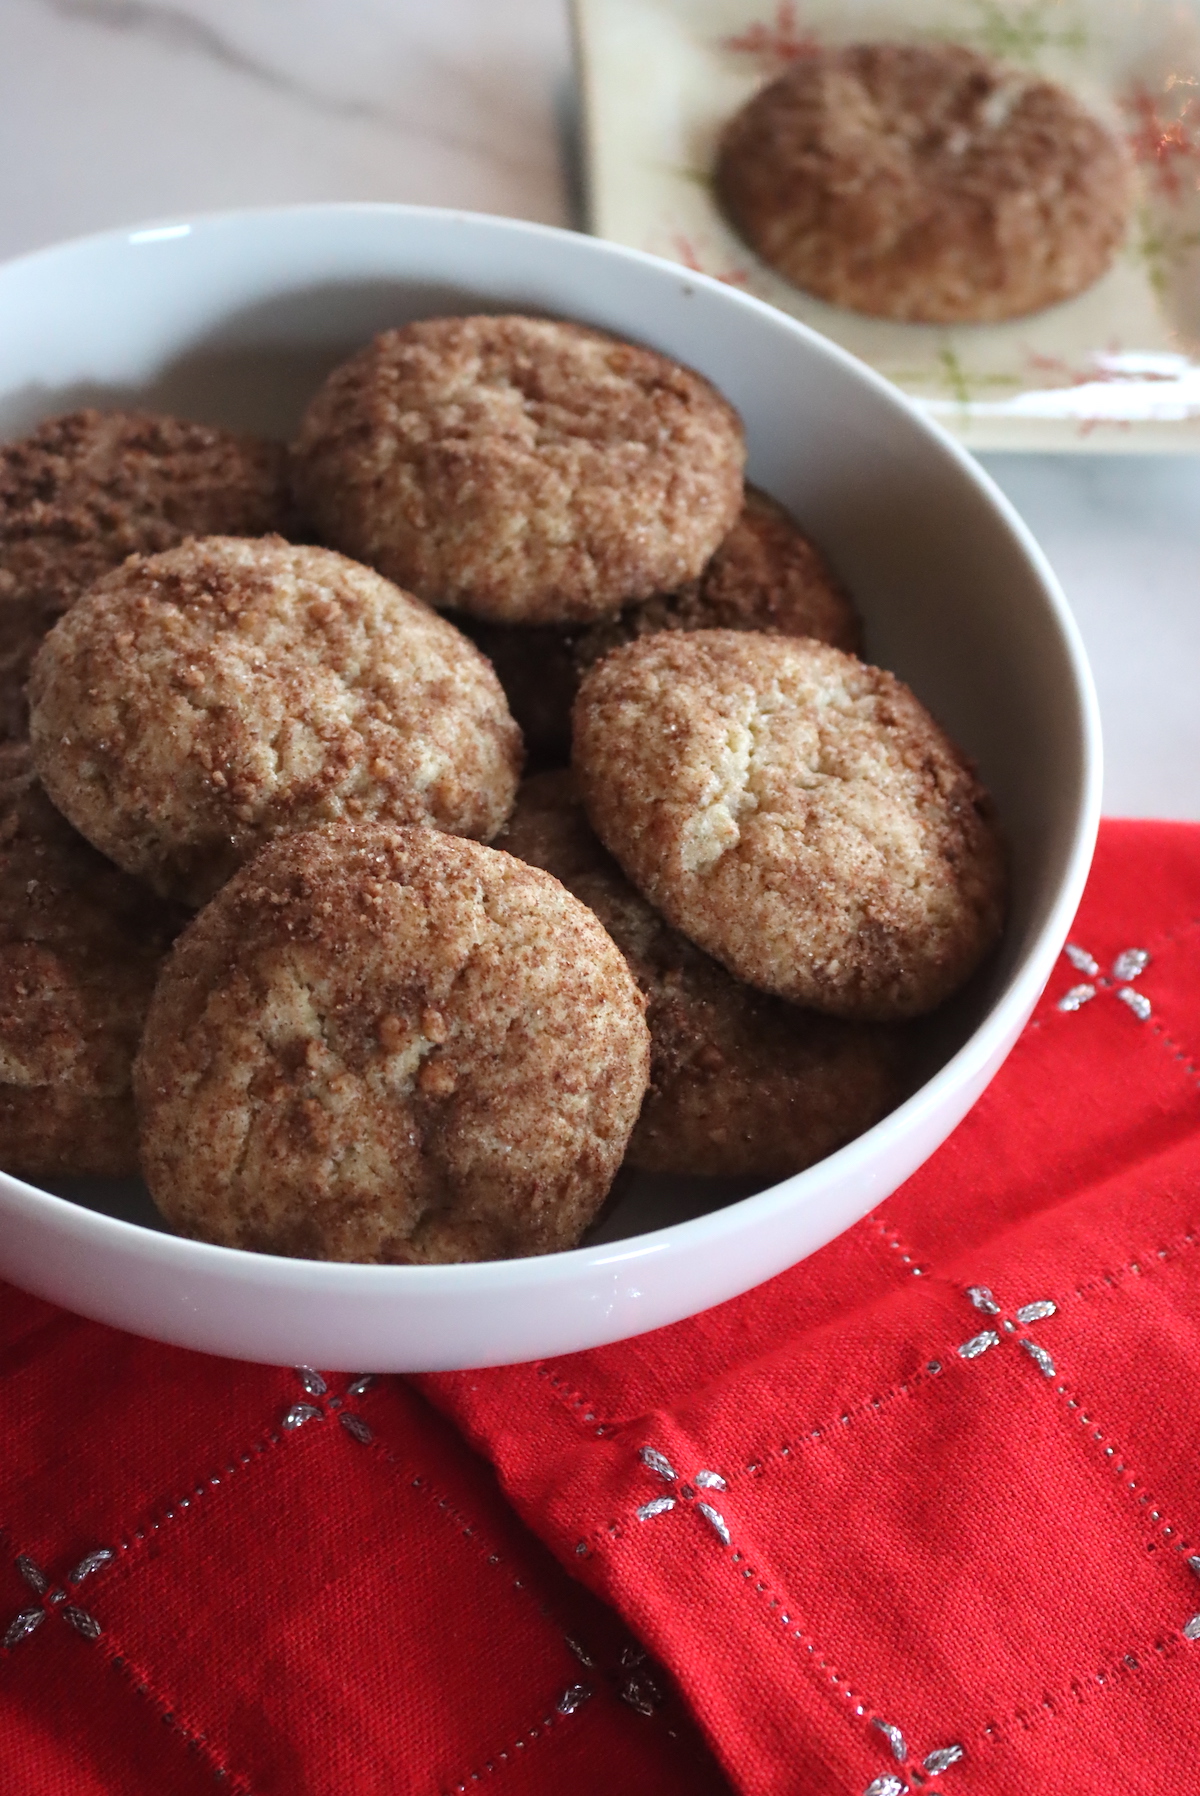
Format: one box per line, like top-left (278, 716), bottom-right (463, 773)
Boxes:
top-left (0, 204), bottom-right (1099, 1369)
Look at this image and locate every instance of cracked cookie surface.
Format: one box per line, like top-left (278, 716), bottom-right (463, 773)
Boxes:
top-left (28, 536), bottom-right (523, 906)
top-left (291, 314), bottom-right (745, 624)
top-left (134, 824), bottom-right (650, 1263)
top-left (502, 771), bottom-right (907, 1178)
top-left (716, 42), bottom-right (1132, 323)
top-left (573, 631), bottom-right (1004, 1019)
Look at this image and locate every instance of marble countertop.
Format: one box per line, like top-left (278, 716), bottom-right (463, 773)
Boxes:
top-left (1, 0), bottom-right (1196, 817)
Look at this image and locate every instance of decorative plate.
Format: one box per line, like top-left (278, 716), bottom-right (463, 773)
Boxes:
top-left (573, 0), bottom-right (1200, 448)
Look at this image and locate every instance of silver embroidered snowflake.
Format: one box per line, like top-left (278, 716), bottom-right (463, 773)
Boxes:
top-left (863, 1716), bottom-right (964, 1793)
top-left (955, 1284), bottom-right (1058, 1377)
top-left (1059, 943), bottom-right (1152, 1020)
top-left (635, 1445), bottom-right (731, 1545)
top-left (3, 1547), bottom-right (112, 1650)
top-left (282, 1367), bottom-right (377, 1441)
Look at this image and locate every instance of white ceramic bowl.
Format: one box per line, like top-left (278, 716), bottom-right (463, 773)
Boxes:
top-left (0, 205), bottom-right (1100, 1371)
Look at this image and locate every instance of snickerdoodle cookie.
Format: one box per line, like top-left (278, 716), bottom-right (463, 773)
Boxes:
top-left (466, 485), bottom-right (859, 762)
top-left (573, 631), bottom-right (1004, 1019)
top-left (502, 772), bottom-right (906, 1178)
top-left (28, 537), bottom-right (523, 906)
top-left (0, 742), bottom-right (183, 1178)
top-left (134, 824), bottom-right (650, 1263)
top-left (0, 409), bottom-right (293, 736)
top-left (0, 603), bottom-right (44, 742)
top-left (715, 42), bottom-right (1132, 323)
top-left (291, 315), bottom-right (745, 624)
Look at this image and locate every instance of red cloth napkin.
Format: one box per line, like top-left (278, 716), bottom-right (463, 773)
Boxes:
top-left (3, 819), bottom-right (1200, 1796)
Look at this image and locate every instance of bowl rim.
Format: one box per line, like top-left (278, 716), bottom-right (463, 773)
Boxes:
top-left (0, 201), bottom-right (1104, 1297)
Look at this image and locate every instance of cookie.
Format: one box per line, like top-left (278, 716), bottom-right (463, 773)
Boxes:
top-left (134, 824), bottom-right (651, 1264)
top-left (0, 599), bottom-right (47, 742)
top-left (0, 742), bottom-right (183, 1179)
top-left (0, 1085), bottom-right (143, 1183)
top-left (715, 42), bottom-right (1132, 323)
top-left (291, 314), bottom-right (745, 624)
top-left (29, 537), bottom-right (523, 906)
top-left (0, 409), bottom-right (293, 737)
top-left (573, 631), bottom-right (1004, 1019)
top-left (502, 771), bottom-right (906, 1178)
top-left (466, 485), bottom-right (859, 762)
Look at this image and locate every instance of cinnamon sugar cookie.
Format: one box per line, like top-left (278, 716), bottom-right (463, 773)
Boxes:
top-left (0, 742), bottom-right (182, 1178)
top-left (716, 42), bottom-right (1132, 324)
top-left (134, 824), bottom-right (650, 1263)
top-left (291, 315), bottom-right (745, 624)
top-left (467, 485), bottom-right (859, 762)
top-left (29, 537), bottom-right (522, 906)
top-left (0, 601), bottom-right (45, 742)
top-left (502, 771), bottom-right (906, 1178)
top-left (0, 409), bottom-right (292, 737)
top-left (573, 631), bottom-right (1004, 1019)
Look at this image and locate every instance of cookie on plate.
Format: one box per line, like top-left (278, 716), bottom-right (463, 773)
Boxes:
top-left (0, 409), bottom-right (293, 737)
top-left (0, 742), bottom-right (183, 1179)
top-left (573, 631), bottom-right (1004, 1019)
top-left (502, 771), bottom-right (906, 1178)
top-left (134, 824), bottom-right (650, 1263)
top-left (28, 536), bottom-right (523, 906)
top-left (467, 485), bottom-right (859, 762)
top-left (291, 315), bottom-right (745, 624)
top-left (715, 42), bottom-right (1132, 323)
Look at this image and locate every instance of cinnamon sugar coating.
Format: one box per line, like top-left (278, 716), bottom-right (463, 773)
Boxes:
top-left (573, 631), bottom-right (1004, 1019)
top-left (716, 42), bottom-right (1132, 323)
top-left (28, 537), bottom-right (523, 906)
top-left (0, 409), bottom-right (292, 738)
top-left (465, 485), bottom-right (859, 763)
top-left (134, 825), bottom-right (650, 1264)
top-left (502, 771), bottom-right (906, 1178)
top-left (291, 315), bottom-right (745, 624)
top-left (0, 1085), bottom-right (139, 1182)
top-left (0, 742), bottom-right (183, 1178)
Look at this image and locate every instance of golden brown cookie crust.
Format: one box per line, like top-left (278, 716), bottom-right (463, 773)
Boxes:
top-left (501, 771), bottom-right (906, 1178)
top-left (466, 486), bottom-right (860, 763)
top-left (0, 410), bottom-right (293, 737)
top-left (573, 631), bottom-right (1004, 1019)
top-left (134, 824), bottom-right (650, 1264)
top-left (29, 537), bottom-right (523, 905)
top-left (0, 742), bottom-right (183, 1179)
top-left (291, 315), bottom-right (746, 624)
top-left (715, 42), bottom-right (1132, 324)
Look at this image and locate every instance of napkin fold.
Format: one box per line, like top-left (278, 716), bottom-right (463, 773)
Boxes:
top-left (424, 820), bottom-right (1200, 1796)
top-left (3, 820), bottom-right (1200, 1796)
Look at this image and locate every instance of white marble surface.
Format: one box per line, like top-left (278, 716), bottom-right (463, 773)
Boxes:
top-left (979, 454), bottom-right (1200, 820)
top-left (1, 0), bottom-right (1196, 817)
top-left (0, 0), bottom-right (575, 246)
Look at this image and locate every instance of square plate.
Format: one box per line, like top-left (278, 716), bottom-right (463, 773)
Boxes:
top-left (574, 0), bottom-right (1200, 449)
